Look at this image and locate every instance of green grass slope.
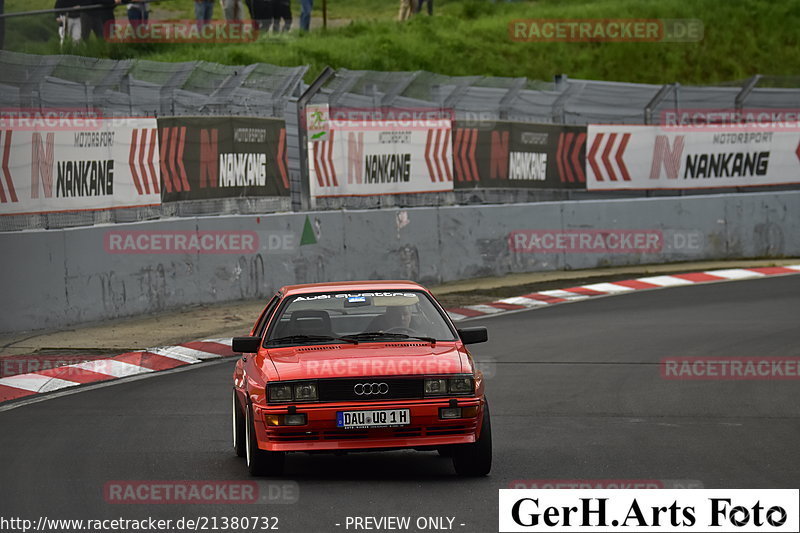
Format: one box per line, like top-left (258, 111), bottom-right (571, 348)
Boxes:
top-left (3, 0), bottom-right (800, 85)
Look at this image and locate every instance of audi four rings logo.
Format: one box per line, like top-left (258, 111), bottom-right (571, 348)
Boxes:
top-left (354, 383), bottom-right (389, 395)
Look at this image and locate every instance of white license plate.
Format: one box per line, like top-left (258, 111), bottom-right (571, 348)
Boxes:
top-left (336, 409), bottom-right (410, 429)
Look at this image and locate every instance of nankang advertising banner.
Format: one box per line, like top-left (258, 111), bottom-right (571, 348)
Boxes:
top-left (309, 108), bottom-right (453, 198)
top-left (0, 117), bottom-right (161, 215)
top-left (157, 117), bottom-right (289, 202)
top-left (452, 121), bottom-right (587, 189)
top-left (587, 125), bottom-right (800, 190)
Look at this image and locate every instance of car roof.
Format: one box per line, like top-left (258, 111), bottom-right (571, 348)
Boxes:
top-left (279, 280), bottom-right (428, 296)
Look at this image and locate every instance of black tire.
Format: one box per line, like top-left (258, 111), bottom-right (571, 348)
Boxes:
top-left (437, 446), bottom-right (456, 457)
top-left (245, 403), bottom-right (285, 476)
top-left (452, 402), bottom-right (492, 477)
top-left (232, 389), bottom-right (246, 458)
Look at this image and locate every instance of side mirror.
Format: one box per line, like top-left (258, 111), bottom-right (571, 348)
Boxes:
top-left (457, 327), bottom-right (488, 345)
top-left (232, 336), bottom-right (262, 353)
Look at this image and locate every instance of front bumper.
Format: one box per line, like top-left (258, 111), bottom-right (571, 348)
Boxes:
top-left (252, 397), bottom-right (484, 452)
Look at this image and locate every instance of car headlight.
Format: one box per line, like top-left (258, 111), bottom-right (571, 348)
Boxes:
top-left (268, 381), bottom-right (319, 402)
top-left (448, 376), bottom-right (474, 394)
top-left (294, 382), bottom-right (318, 401)
top-left (424, 376), bottom-right (474, 396)
top-left (268, 384), bottom-right (293, 402)
top-left (424, 378), bottom-right (448, 395)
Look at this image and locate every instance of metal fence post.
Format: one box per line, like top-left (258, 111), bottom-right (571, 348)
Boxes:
top-left (735, 74), bottom-right (762, 115)
top-left (295, 66), bottom-right (335, 211)
top-left (551, 76), bottom-right (582, 124)
top-left (644, 83), bottom-right (676, 125)
top-left (499, 77), bottom-right (527, 121)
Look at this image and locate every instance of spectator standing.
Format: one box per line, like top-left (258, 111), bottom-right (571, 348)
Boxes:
top-left (250, 0), bottom-right (273, 32)
top-left (54, 0), bottom-right (82, 43)
top-left (415, 0), bottom-right (431, 15)
top-left (273, 0), bottom-right (291, 32)
top-left (220, 0), bottom-right (245, 21)
top-left (194, 0), bottom-right (213, 27)
top-left (126, 0), bottom-right (148, 28)
top-left (299, 0), bottom-right (311, 30)
top-left (397, 0), bottom-right (414, 21)
top-left (80, 0), bottom-right (121, 40)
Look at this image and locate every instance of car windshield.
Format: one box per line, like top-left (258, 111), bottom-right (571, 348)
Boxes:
top-left (265, 290), bottom-right (458, 346)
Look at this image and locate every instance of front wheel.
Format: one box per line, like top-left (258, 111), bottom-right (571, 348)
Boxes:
top-left (452, 401), bottom-right (492, 477)
top-left (245, 403), bottom-right (285, 476)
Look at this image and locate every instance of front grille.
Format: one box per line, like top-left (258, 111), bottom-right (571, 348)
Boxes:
top-left (317, 377), bottom-right (424, 402)
top-left (425, 425), bottom-right (472, 436)
top-left (268, 431), bottom-right (320, 442)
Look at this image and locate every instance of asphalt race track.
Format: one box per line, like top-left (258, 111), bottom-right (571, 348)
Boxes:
top-left (2, 276), bottom-right (799, 532)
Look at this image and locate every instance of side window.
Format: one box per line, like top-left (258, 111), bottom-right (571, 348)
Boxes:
top-left (254, 295), bottom-right (280, 338)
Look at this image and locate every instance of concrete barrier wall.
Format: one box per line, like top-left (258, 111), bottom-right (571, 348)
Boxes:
top-left (2, 191), bottom-right (799, 333)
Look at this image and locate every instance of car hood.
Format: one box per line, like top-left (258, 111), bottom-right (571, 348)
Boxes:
top-left (265, 342), bottom-right (465, 381)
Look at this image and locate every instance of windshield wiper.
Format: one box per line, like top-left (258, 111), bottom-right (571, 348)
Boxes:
top-left (266, 335), bottom-right (358, 346)
top-left (341, 332), bottom-right (437, 344)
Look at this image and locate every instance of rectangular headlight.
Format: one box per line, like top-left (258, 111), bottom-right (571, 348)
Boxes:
top-left (293, 381), bottom-right (318, 401)
top-left (424, 378), bottom-right (448, 396)
top-left (448, 377), bottom-right (474, 394)
top-left (268, 384), bottom-right (293, 402)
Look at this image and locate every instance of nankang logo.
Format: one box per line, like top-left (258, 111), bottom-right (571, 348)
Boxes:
top-left (650, 135), bottom-right (770, 179)
top-left (353, 383), bottom-right (389, 395)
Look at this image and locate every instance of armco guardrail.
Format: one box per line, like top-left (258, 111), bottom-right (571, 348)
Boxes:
top-left (4, 51), bottom-right (800, 230)
top-left (1, 190), bottom-right (798, 333)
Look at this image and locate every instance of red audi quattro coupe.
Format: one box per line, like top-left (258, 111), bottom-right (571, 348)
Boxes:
top-left (231, 280), bottom-right (491, 477)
